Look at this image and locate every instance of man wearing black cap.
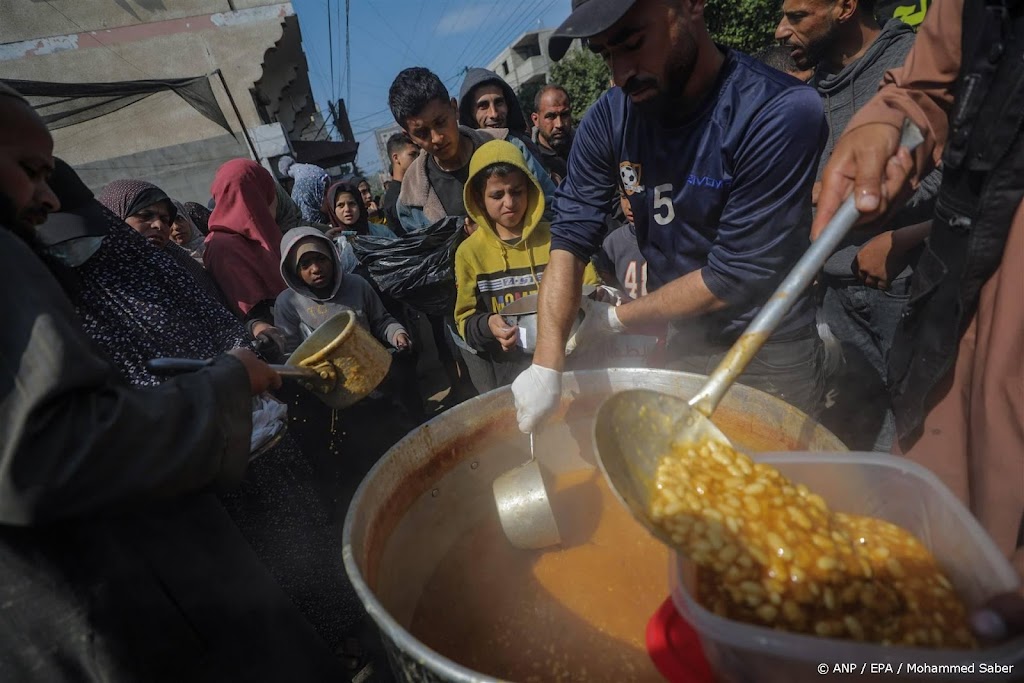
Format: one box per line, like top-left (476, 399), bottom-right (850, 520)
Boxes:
top-left (512, 0), bottom-right (829, 433)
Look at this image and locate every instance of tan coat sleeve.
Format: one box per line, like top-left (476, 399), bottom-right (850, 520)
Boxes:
top-left (844, 0), bottom-right (964, 178)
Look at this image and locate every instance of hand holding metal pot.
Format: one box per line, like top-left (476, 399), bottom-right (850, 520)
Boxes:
top-left (227, 348), bottom-right (283, 394)
top-left (486, 314), bottom-right (518, 352)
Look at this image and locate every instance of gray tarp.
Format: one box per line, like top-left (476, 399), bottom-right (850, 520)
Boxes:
top-left (3, 75), bottom-right (232, 132)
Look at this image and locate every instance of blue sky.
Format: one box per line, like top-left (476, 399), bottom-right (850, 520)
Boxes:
top-left (290, 0), bottom-right (571, 174)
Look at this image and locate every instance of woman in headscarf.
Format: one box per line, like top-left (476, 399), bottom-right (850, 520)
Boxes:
top-left (97, 179), bottom-right (230, 315)
top-left (322, 181), bottom-right (424, 419)
top-left (205, 159), bottom-right (288, 335)
top-left (42, 160), bottom-right (367, 656)
top-left (184, 201), bottom-right (211, 234)
top-left (170, 198), bottom-right (206, 262)
top-left (96, 178), bottom-right (175, 247)
top-left (324, 180), bottom-right (396, 238)
top-left (274, 181), bottom-right (302, 233)
top-left (38, 170), bottom-right (252, 385)
top-left (282, 156), bottom-right (330, 225)
top-left (350, 175), bottom-right (385, 224)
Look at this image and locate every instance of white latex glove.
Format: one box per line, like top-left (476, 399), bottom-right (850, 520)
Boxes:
top-left (565, 297), bottom-right (626, 354)
top-left (511, 364), bottom-right (562, 434)
top-left (593, 285), bottom-right (625, 305)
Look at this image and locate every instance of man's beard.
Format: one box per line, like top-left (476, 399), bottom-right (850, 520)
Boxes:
top-left (792, 17), bottom-right (841, 70)
top-left (0, 191), bottom-right (48, 252)
top-left (623, 32), bottom-right (697, 118)
top-left (542, 129), bottom-right (572, 154)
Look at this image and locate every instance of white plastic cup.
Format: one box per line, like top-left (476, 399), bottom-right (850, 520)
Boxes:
top-left (671, 452), bottom-right (1022, 683)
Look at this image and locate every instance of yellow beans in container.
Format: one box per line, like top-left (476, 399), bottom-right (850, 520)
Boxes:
top-left (648, 439), bottom-right (975, 648)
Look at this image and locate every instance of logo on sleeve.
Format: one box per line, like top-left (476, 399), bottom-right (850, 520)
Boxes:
top-left (619, 161), bottom-right (645, 195)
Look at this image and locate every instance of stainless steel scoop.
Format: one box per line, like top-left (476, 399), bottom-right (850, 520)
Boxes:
top-left (492, 432), bottom-right (562, 550)
top-left (491, 284), bottom-right (600, 550)
top-left (594, 120), bottom-right (924, 538)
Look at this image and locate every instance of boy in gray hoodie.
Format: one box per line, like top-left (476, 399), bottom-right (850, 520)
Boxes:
top-left (275, 226), bottom-right (411, 354)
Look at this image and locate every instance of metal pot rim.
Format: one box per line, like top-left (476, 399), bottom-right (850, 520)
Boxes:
top-left (342, 381), bottom-right (515, 681)
top-left (342, 367), bottom-right (844, 680)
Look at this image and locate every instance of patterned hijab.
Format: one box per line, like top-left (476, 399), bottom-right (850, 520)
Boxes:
top-left (47, 170), bottom-right (250, 385)
top-left (97, 179), bottom-right (177, 224)
top-left (288, 163), bottom-right (330, 225)
top-left (205, 159), bottom-right (287, 315)
top-left (170, 199), bottom-right (207, 258)
top-left (184, 201), bottom-right (212, 234)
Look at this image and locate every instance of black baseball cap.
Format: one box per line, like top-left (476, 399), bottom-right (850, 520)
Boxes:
top-left (36, 158), bottom-right (111, 247)
top-left (548, 0), bottom-right (637, 61)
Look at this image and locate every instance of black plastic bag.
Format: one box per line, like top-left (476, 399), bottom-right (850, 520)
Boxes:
top-left (351, 216), bottom-right (465, 316)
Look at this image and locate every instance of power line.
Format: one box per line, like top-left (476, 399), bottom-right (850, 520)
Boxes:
top-left (303, 28), bottom-right (331, 96)
top-left (457, 0), bottom-right (559, 100)
top-left (404, 0), bottom-right (427, 64)
top-left (462, 0), bottom-right (556, 73)
top-left (488, 0), bottom-right (558, 62)
top-left (423, 0), bottom-right (456, 60)
top-left (348, 107), bottom-right (392, 125)
top-left (361, 0), bottom-right (429, 65)
top-left (342, 0), bottom-right (350, 98)
top-left (312, 106), bottom-right (333, 140)
top-left (464, 0), bottom-right (545, 69)
top-left (449, 0), bottom-right (522, 74)
top-left (447, 8), bottom-right (503, 72)
top-left (326, 0), bottom-right (335, 101)
top-left (345, 71), bottom-right (462, 130)
top-left (345, 0), bottom-right (351, 107)
top-left (294, 8), bottom-right (334, 103)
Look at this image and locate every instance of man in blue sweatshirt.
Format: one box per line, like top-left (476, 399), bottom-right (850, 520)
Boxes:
top-left (512, 0), bottom-right (828, 434)
top-left (777, 0), bottom-right (941, 451)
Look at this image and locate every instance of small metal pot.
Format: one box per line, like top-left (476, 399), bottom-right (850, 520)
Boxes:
top-left (500, 293), bottom-right (585, 354)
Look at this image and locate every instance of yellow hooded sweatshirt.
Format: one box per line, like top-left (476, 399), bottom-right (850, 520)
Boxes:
top-left (455, 139), bottom-right (597, 350)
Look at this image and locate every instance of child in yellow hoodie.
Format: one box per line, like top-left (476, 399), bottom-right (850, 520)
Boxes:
top-left (455, 139), bottom-right (598, 390)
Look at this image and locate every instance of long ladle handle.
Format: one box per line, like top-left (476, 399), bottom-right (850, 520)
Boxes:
top-left (688, 120), bottom-right (925, 418)
top-left (146, 357), bottom-right (329, 385)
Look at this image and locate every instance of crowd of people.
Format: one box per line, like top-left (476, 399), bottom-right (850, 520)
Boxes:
top-left (0, 0), bottom-right (1021, 679)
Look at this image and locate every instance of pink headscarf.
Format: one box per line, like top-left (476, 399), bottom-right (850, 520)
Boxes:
top-left (204, 159), bottom-right (287, 315)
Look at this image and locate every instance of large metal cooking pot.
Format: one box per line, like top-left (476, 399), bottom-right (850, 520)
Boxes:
top-left (343, 368), bottom-right (845, 682)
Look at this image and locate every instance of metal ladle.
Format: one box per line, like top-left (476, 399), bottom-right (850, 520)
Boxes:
top-left (594, 121), bottom-right (924, 541)
top-left (491, 288), bottom-right (597, 550)
top-left (493, 432), bottom-right (562, 550)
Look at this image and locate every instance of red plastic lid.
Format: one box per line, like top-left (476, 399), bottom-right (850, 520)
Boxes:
top-left (646, 597), bottom-right (716, 683)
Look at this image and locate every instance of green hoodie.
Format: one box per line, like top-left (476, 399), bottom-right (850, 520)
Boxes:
top-left (454, 139), bottom-right (597, 352)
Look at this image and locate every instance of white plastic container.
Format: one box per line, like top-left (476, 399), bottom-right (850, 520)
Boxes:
top-left (671, 453), bottom-right (1023, 683)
